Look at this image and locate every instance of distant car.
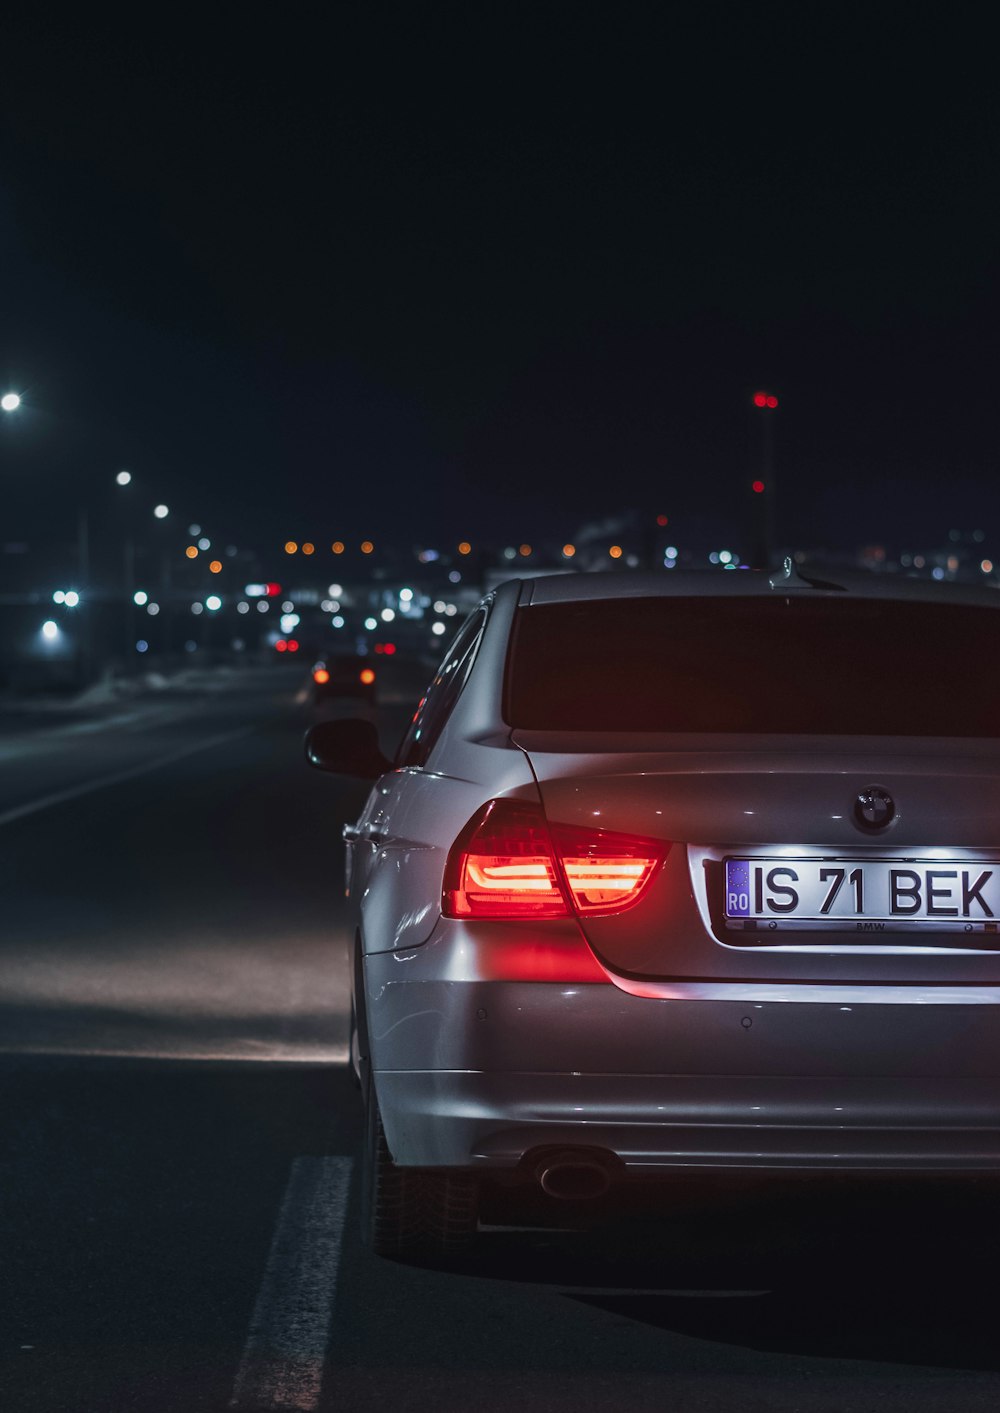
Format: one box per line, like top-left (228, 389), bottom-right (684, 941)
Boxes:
top-left (306, 567), bottom-right (1000, 1259)
top-left (310, 654), bottom-right (377, 707)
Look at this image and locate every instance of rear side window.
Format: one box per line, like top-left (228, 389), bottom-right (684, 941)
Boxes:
top-left (505, 596), bottom-right (1000, 736)
top-left (396, 609), bottom-right (487, 767)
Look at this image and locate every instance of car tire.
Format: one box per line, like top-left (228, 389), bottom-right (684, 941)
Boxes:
top-left (362, 1069), bottom-right (479, 1259)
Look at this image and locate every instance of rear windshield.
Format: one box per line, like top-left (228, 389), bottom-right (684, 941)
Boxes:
top-left (505, 596), bottom-right (1000, 735)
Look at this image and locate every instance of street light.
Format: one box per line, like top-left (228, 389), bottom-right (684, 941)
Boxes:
top-left (2, 392), bottom-right (22, 413)
top-left (115, 470), bottom-right (132, 486)
top-left (153, 504), bottom-right (169, 519)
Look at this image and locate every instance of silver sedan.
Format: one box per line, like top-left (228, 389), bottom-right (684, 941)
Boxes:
top-left (306, 567), bottom-right (1000, 1258)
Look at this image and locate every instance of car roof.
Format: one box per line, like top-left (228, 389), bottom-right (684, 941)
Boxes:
top-left (511, 567), bottom-right (1000, 609)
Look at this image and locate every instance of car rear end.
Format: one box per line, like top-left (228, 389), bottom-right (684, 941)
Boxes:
top-left (365, 574), bottom-right (1000, 1193)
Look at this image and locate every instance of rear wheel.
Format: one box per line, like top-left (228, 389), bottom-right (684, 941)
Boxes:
top-left (361, 1069), bottom-right (479, 1259)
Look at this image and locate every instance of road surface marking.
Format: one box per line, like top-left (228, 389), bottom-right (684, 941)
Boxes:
top-left (231, 1156), bottom-right (353, 1412)
top-left (0, 726), bottom-right (253, 829)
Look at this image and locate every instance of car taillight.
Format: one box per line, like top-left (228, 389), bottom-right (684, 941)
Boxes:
top-left (313, 668), bottom-right (330, 684)
top-left (442, 799), bottom-right (666, 920)
top-left (360, 668), bottom-right (376, 685)
top-left (550, 821), bottom-right (665, 914)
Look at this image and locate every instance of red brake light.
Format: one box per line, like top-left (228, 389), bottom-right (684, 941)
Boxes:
top-left (550, 821), bottom-right (665, 913)
top-left (443, 799), bottom-right (666, 920)
top-left (443, 800), bottom-right (569, 918)
top-left (275, 639), bottom-right (287, 652)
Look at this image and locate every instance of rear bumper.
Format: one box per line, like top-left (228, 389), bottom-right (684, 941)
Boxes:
top-left (365, 919), bottom-right (1000, 1173)
top-left (376, 1069), bottom-right (1000, 1172)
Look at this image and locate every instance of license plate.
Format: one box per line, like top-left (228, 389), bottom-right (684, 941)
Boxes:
top-left (724, 857), bottom-right (1000, 930)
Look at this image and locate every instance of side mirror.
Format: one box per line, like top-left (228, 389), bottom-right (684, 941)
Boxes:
top-left (304, 718), bottom-right (392, 778)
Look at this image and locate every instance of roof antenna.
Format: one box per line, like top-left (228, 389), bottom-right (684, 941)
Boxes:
top-left (768, 556), bottom-right (810, 589)
top-left (768, 556), bottom-right (847, 592)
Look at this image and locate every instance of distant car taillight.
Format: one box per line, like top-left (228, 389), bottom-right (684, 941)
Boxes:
top-left (313, 668), bottom-right (330, 684)
top-left (442, 799), bottom-right (666, 920)
top-left (360, 668), bottom-right (376, 685)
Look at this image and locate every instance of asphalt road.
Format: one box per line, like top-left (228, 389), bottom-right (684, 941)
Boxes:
top-left (3, 666), bottom-right (1000, 1412)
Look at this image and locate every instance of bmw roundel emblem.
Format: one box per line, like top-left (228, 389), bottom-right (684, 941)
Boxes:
top-left (855, 786), bottom-right (895, 831)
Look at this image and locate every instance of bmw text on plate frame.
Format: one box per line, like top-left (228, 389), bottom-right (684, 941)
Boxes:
top-left (305, 566), bottom-right (1000, 1259)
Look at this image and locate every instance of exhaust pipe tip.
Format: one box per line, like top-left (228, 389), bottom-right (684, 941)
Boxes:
top-left (537, 1156), bottom-right (613, 1200)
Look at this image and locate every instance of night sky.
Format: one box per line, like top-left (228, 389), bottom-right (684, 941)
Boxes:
top-left (2, 7), bottom-right (998, 562)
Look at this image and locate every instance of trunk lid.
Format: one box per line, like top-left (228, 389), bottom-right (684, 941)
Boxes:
top-left (515, 731), bottom-right (1000, 984)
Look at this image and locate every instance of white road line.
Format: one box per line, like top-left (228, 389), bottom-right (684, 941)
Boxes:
top-left (230, 1156), bottom-right (354, 1412)
top-left (0, 726), bottom-right (253, 829)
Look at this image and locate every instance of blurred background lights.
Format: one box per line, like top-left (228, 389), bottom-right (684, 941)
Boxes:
top-left (380, 608), bottom-right (395, 622)
top-left (209, 560), bottom-right (222, 573)
top-left (364, 616), bottom-right (377, 630)
top-left (302, 542), bottom-right (315, 555)
top-left (115, 470), bottom-right (132, 486)
top-left (52, 590), bottom-right (65, 604)
top-left (331, 541), bottom-right (345, 554)
top-left (136, 640), bottom-right (149, 653)
top-left (197, 537), bottom-right (211, 550)
top-left (519, 544), bottom-right (532, 557)
top-left (609, 545), bottom-right (623, 559)
top-left (719, 550), bottom-right (733, 564)
top-left (256, 600), bottom-right (269, 613)
top-left (153, 504), bottom-right (169, 519)
top-left (237, 601), bottom-right (250, 614)
top-left (133, 590), bottom-right (148, 606)
top-left (448, 570), bottom-right (461, 583)
top-left (562, 544), bottom-right (576, 557)
top-left (2, 392), bottom-right (22, 412)
top-left (185, 545), bottom-right (199, 558)
top-left (63, 591), bottom-right (80, 608)
top-left (191, 602), bottom-right (204, 615)
top-left (284, 541), bottom-right (298, 554)
top-left (331, 615), bottom-right (345, 628)
top-left (280, 613), bottom-right (299, 632)
top-left (458, 541), bottom-right (471, 555)
top-left (188, 524), bottom-right (201, 536)
top-left (41, 620), bottom-right (59, 640)
top-left (328, 583), bottom-right (343, 597)
top-left (205, 595), bottom-right (222, 612)
top-left (282, 601), bottom-right (294, 613)
top-left (360, 540), bottom-right (374, 554)
top-left (432, 621), bottom-right (446, 635)
top-left (147, 603), bottom-right (160, 616)
top-left (399, 588), bottom-right (413, 602)
top-left (665, 546), bottom-right (678, 559)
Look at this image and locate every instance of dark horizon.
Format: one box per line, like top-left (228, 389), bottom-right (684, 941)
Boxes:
top-left (3, 9), bottom-right (998, 559)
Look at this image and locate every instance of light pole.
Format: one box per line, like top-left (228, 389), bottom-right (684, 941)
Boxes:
top-left (751, 391), bottom-right (779, 569)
